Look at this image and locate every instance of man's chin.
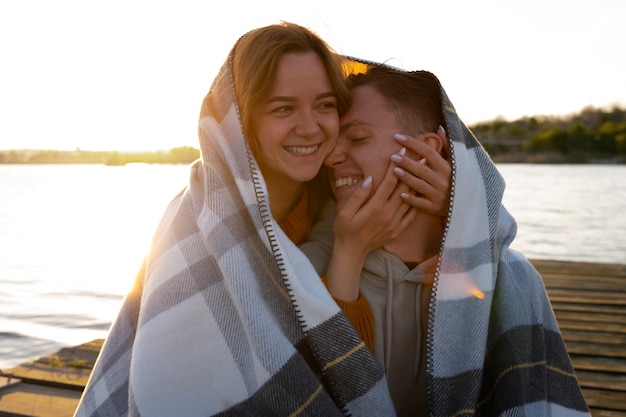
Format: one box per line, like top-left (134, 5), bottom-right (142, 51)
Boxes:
top-left (332, 185), bottom-right (358, 204)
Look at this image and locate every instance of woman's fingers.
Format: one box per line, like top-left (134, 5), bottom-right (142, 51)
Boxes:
top-left (333, 126), bottom-right (453, 253)
top-left (334, 159), bottom-right (414, 253)
top-left (393, 131), bottom-right (452, 217)
top-left (335, 176), bottom-right (373, 219)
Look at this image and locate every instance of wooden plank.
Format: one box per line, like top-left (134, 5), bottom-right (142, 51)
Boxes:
top-left (571, 355), bottom-right (626, 374)
top-left (4, 340), bottom-right (101, 391)
top-left (576, 370), bottom-right (626, 391)
top-left (583, 387), bottom-right (626, 412)
top-left (552, 303), bottom-right (626, 316)
top-left (555, 311), bottom-right (626, 325)
top-left (543, 289), bottom-right (626, 306)
top-left (566, 342), bottom-right (626, 359)
top-left (561, 329), bottom-right (626, 346)
top-left (543, 267), bottom-right (626, 278)
top-left (6, 338), bottom-right (101, 388)
top-left (554, 311), bottom-right (626, 333)
top-left (6, 362), bottom-right (91, 391)
top-left (0, 376), bottom-right (21, 393)
top-left (543, 276), bottom-right (626, 290)
top-left (543, 271), bottom-right (626, 280)
top-left (0, 340), bottom-right (102, 417)
top-left (0, 381), bottom-right (81, 417)
top-left (531, 259), bottom-right (626, 277)
top-left (589, 409), bottom-right (626, 417)
top-left (557, 319), bottom-right (626, 334)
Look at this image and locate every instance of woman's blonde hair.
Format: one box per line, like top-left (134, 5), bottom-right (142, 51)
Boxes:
top-left (230, 22), bottom-right (346, 223)
top-left (232, 22), bottom-right (350, 143)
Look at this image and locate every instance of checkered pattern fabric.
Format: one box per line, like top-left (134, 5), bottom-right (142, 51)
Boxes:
top-left (425, 73), bottom-right (590, 416)
top-left (73, 52), bottom-right (395, 416)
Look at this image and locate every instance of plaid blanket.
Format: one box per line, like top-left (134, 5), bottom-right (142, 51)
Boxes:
top-left (411, 71), bottom-right (590, 415)
top-left (73, 53), bottom-right (396, 415)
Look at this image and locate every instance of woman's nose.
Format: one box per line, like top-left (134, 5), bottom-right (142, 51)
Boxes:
top-left (294, 111), bottom-right (320, 137)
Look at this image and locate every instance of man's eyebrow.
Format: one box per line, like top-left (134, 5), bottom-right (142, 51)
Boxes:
top-left (340, 120), bottom-right (370, 134)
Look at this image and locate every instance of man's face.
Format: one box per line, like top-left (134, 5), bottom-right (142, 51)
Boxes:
top-left (325, 85), bottom-right (403, 203)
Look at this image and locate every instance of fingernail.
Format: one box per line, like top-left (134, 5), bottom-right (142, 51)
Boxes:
top-left (400, 192), bottom-right (410, 200)
top-left (438, 125), bottom-right (446, 136)
top-left (361, 176), bottom-right (372, 188)
top-left (399, 147), bottom-right (406, 155)
top-left (390, 154), bottom-right (403, 163)
top-left (394, 134), bottom-right (408, 142)
top-left (394, 167), bottom-right (405, 176)
top-left (419, 158), bottom-right (427, 165)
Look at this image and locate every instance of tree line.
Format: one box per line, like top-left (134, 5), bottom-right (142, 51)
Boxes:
top-left (0, 146), bottom-right (200, 165)
top-left (470, 105), bottom-right (626, 163)
top-left (2, 106), bottom-right (625, 165)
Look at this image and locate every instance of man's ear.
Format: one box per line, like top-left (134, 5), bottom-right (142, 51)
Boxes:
top-left (434, 125), bottom-right (451, 161)
top-left (422, 131), bottom-right (444, 154)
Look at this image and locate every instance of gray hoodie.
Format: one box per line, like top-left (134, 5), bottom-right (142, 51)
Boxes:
top-left (301, 205), bottom-right (435, 414)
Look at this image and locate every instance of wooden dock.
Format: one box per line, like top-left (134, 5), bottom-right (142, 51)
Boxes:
top-left (1, 259), bottom-right (624, 417)
top-left (0, 339), bottom-right (100, 417)
top-left (532, 259), bottom-right (626, 417)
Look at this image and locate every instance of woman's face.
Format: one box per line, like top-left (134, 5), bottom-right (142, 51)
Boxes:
top-left (250, 51), bottom-right (340, 191)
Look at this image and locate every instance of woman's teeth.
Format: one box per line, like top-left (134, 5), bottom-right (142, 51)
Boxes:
top-left (285, 145), bottom-right (319, 155)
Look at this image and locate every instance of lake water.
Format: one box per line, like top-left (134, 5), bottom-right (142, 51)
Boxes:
top-left (1, 163), bottom-right (625, 370)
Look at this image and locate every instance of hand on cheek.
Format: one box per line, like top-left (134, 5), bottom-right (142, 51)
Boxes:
top-left (392, 128), bottom-right (451, 217)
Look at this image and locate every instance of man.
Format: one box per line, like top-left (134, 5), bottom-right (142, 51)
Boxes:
top-left (300, 65), bottom-right (589, 416)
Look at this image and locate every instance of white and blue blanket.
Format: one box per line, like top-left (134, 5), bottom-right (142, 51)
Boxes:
top-left (73, 53), bottom-right (396, 416)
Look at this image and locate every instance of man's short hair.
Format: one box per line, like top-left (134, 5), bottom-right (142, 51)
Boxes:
top-left (347, 66), bottom-right (443, 136)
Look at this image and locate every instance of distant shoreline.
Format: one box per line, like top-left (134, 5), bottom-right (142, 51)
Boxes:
top-left (490, 153), bottom-right (625, 164)
top-left (0, 147), bottom-right (200, 165)
top-left (0, 149), bottom-right (624, 165)
top-left (3, 105), bottom-right (625, 165)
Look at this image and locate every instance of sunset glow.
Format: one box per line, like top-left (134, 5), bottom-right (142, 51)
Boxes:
top-left (1, 0), bottom-right (624, 152)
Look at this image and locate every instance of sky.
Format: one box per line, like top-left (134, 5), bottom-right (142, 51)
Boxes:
top-left (1, 0), bottom-right (624, 151)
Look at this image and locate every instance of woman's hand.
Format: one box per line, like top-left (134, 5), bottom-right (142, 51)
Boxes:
top-left (391, 126), bottom-right (451, 218)
top-left (333, 158), bottom-right (415, 257)
top-left (325, 161), bottom-right (415, 301)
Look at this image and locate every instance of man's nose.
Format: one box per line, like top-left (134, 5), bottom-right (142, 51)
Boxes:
top-left (324, 140), bottom-right (346, 167)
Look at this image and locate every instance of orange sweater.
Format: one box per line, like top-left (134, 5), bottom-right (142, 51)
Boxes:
top-left (319, 274), bottom-right (374, 351)
top-left (280, 190), bottom-right (374, 351)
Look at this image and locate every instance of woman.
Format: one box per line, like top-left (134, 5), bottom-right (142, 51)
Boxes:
top-left (75, 22), bottom-right (452, 416)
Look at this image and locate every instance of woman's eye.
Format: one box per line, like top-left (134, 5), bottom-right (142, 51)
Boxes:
top-left (318, 101), bottom-right (337, 111)
top-left (272, 105), bottom-right (293, 115)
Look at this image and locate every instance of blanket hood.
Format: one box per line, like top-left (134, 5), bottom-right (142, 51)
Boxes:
top-left (334, 58), bottom-right (588, 417)
top-left (341, 57), bottom-right (516, 261)
top-left (74, 48), bottom-right (397, 416)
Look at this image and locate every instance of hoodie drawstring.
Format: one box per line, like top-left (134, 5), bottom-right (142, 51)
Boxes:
top-left (413, 282), bottom-right (422, 384)
top-left (383, 257), bottom-right (435, 385)
top-left (384, 259), bottom-right (393, 375)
